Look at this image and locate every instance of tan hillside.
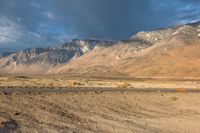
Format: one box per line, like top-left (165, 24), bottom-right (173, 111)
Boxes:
top-left (0, 39), bottom-right (114, 74)
top-left (122, 39), bottom-right (200, 78)
top-left (49, 41), bottom-right (148, 75)
top-left (50, 23), bottom-right (200, 78)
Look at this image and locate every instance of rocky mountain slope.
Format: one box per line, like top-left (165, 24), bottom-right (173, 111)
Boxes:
top-left (49, 25), bottom-right (179, 75)
top-left (121, 23), bottom-right (200, 78)
top-left (49, 40), bottom-right (149, 75)
top-left (0, 39), bottom-right (114, 74)
top-left (50, 22), bottom-right (200, 78)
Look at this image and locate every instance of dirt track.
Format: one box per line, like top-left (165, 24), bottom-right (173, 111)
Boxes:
top-left (0, 87), bottom-right (200, 94)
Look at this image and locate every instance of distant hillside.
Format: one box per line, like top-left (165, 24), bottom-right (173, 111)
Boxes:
top-left (50, 22), bottom-right (200, 78)
top-left (49, 40), bottom-right (149, 75)
top-left (1, 22), bottom-right (200, 78)
top-left (122, 23), bottom-right (200, 78)
top-left (0, 39), bottom-right (114, 74)
top-left (0, 52), bottom-right (14, 58)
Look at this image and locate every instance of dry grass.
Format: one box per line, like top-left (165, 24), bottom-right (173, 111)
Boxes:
top-left (0, 76), bottom-right (111, 88)
top-left (0, 76), bottom-right (71, 88)
top-left (176, 88), bottom-right (186, 93)
top-left (1, 75), bottom-right (200, 90)
top-left (118, 82), bottom-right (131, 88)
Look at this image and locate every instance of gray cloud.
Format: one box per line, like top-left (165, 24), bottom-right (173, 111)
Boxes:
top-left (49, 0), bottom-right (154, 39)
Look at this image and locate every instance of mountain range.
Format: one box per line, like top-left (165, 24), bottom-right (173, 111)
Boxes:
top-left (1, 22), bottom-right (200, 78)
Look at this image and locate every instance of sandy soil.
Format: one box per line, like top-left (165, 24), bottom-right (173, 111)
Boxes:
top-left (0, 92), bottom-right (200, 133)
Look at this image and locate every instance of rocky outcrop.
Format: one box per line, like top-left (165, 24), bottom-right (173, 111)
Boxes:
top-left (129, 22), bottom-right (200, 44)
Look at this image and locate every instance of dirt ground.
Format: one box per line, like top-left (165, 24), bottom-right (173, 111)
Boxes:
top-left (0, 92), bottom-right (200, 133)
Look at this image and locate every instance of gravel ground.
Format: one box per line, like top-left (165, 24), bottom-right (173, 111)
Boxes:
top-left (0, 91), bottom-right (200, 133)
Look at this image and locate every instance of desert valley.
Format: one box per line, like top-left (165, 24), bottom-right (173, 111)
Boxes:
top-left (0, 21), bottom-right (200, 132)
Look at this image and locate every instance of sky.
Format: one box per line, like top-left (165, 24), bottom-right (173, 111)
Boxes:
top-left (0, 0), bottom-right (200, 52)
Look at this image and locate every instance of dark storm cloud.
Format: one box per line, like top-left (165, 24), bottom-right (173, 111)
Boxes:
top-left (50, 0), bottom-right (157, 39)
top-left (48, 0), bottom-right (200, 39)
top-left (0, 0), bottom-right (199, 51)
